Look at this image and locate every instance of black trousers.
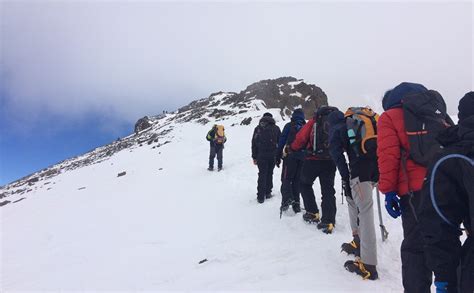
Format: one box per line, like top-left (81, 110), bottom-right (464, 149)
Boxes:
top-left (299, 159), bottom-right (336, 223)
top-left (209, 144), bottom-right (223, 169)
top-left (257, 158), bottom-right (275, 199)
top-left (400, 191), bottom-right (432, 293)
top-left (280, 156), bottom-right (303, 205)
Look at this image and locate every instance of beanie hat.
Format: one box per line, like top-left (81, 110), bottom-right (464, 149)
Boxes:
top-left (263, 112), bottom-right (273, 118)
top-left (458, 91), bottom-right (474, 122)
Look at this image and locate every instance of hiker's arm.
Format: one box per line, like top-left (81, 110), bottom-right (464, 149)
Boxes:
top-left (329, 128), bottom-right (350, 181)
top-left (377, 113), bottom-right (401, 194)
top-left (251, 127), bottom-right (258, 160)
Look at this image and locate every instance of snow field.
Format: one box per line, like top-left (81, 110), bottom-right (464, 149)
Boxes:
top-left (2, 111), bottom-right (410, 292)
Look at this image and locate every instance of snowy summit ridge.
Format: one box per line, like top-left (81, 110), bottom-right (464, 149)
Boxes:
top-left (0, 76), bottom-right (326, 204)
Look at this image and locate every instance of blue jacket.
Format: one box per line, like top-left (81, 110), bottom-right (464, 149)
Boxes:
top-left (278, 110), bottom-right (306, 160)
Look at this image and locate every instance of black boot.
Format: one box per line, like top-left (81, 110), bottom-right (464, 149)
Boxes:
top-left (207, 166), bottom-right (214, 171)
top-left (302, 212), bottom-right (320, 224)
top-left (317, 222), bottom-right (335, 234)
top-left (265, 193), bottom-right (273, 199)
top-left (341, 235), bottom-right (360, 256)
top-left (344, 260), bottom-right (378, 280)
top-left (292, 202), bottom-right (301, 213)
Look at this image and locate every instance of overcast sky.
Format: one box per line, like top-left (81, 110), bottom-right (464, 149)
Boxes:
top-left (0, 0), bottom-right (472, 184)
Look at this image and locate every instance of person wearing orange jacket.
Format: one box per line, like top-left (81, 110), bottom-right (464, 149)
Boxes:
top-left (377, 82), bottom-right (432, 293)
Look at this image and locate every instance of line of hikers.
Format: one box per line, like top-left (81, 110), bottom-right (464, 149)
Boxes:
top-left (205, 82), bottom-right (473, 293)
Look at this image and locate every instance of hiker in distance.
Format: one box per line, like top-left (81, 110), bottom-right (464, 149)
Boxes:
top-left (419, 92), bottom-right (474, 293)
top-left (290, 106), bottom-right (338, 234)
top-left (377, 82), bottom-right (454, 293)
top-left (251, 112), bottom-right (281, 203)
top-left (328, 107), bottom-right (380, 280)
top-left (277, 108), bottom-right (306, 214)
top-left (206, 124), bottom-right (227, 171)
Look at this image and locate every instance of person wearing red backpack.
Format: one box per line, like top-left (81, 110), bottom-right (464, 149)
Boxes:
top-left (290, 106), bottom-right (338, 234)
top-left (377, 82), bottom-right (435, 293)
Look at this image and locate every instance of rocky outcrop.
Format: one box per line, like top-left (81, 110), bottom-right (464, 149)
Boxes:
top-left (134, 116), bottom-right (151, 134)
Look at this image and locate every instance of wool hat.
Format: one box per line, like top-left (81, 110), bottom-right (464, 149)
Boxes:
top-left (263, 112), bottom-right (273, 118)
top-left (458, 91), bottom-right (474, 122)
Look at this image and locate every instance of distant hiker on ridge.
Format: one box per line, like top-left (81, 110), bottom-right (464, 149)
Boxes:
top-left (252, 112), bottom-right (281, 203)
top-left (277, 108), bottom-right (306, 214)
top-left (206, 124), bottom-right (226, 171)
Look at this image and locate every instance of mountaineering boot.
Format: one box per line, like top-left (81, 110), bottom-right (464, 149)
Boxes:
top-left (303, 212), bottom-right (320, 224)
top-left (292, 202), bottom-right (301, 213)
top-left (218, 167), bottom-right (222, 171)
top-left (341, 235), bottom-right (360, 256)
top-left (207, 167), bottom-right (214, 171)
top-left (317, 222), bottom-right (335, 234)
top-left (344, 259), bottom-right (379, 280)
top-left (265, 193), bottom-right (273, 199)
top-left (257, 197), bottom-right (265, 204)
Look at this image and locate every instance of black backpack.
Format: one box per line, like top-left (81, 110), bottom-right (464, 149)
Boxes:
top-left (402, 90), bottom-right (455, 166)
top-left (310, 106), bottom-right (338, 159)
top-left (257, 123), bottom-right (278, 154)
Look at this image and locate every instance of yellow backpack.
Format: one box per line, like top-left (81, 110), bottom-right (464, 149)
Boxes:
top-left (214, 125), bottom-right (226, 144)
top-left (344, 107), bottom-right (379, 156)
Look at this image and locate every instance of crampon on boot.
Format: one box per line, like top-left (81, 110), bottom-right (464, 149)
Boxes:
top-left (341, 235), bottom-right (360, 256)
top-left (317, 222), bottom-right (334, 234)
top-left (302, 212), bottom-right (320, 224)
top-left (344, 259), bottom-right (378, 280)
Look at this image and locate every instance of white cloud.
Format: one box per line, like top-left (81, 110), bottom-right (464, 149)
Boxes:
top-left (1, 1), bottom-right (472, 134)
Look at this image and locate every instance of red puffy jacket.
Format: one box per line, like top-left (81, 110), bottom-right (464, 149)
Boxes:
top-left (377, 108), bottom-right (426, 196)
top-left (290, 118), bottom-right (321, 160)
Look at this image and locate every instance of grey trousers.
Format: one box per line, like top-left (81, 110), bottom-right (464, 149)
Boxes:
top-left (347, 178), bottom-right (377, 266)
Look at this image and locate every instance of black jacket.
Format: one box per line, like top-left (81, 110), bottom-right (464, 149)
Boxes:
top-left (252, 116), bottom-right (281, 161)
top-left (328, 111), bottom-right (379, 183)
top-left (420, 116), bottom-right (474, 291)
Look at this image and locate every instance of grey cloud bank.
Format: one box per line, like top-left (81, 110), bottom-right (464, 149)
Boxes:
top-left (1, 1), bottom-right (472, 133)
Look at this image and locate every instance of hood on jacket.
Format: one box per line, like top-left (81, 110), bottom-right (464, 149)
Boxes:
top-left (259, 116), bottom-right (276, 127)
top-left (437, 116), bottom-right (474, 148)
top-left (383, 82), bottom-right (428, 111)
top-left (328, 110), bottom-right (345, 126)
top-left (458, 91), bottom-right (474, 122)
top-left (291, 108), bottom-right (305, 122)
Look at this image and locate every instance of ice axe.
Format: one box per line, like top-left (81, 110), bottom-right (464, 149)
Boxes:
top-left (376, 185), bottom-right (389, 242)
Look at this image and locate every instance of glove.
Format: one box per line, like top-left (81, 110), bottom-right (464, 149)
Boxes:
top-left (434, 281), bottom-right (448, 293)
top-left (282, 145), bottom-right (290, 158)
top-left (385, 191), bottom-right (401, 219)
top-left (342, 179), bottom-right (352, 199)
top-left (275, 159), bottom-right (281, 168)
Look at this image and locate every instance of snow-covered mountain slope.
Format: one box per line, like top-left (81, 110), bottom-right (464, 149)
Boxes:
top-left (1, 104), bottom-right (410, 291)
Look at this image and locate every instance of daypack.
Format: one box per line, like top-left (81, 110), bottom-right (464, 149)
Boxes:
top-left (286, 120), bottom-right (304, 147)
top-left (402, 90), bottom-right (454, 166)
top-left (344, 107), bottom-right (379, 158)
top-left (214, 125), bottom-right (226, 144)
top-left (256, 122), bottom-right (279, 154)
top-left (310, 106), bottom-right (338, 159)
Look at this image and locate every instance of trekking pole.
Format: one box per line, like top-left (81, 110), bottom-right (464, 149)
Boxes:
top-left (341, 181), bottom-right (344, 205)
top-left (375, 185), bottom-right (389, 242)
